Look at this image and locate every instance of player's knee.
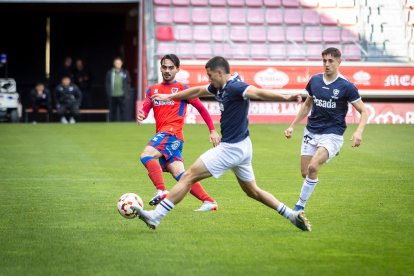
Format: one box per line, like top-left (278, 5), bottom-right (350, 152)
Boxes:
top-left (307, 163), bottom-right (319, 175)
top-left (301, 169), bottom-right (307, 178)
top-left (140, 155), bottom-right (154, 165)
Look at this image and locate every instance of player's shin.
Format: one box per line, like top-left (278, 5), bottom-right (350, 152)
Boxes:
top-left (140, 156), bottom-right (165, 191)
top-left (295, 177), bottom-right (318, 210)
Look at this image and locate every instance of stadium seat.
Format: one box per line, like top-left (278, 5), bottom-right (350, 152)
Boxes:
top-left (229, 8), bottom-right (247, 24)
top-left (286, 26), bottom-right (304, 42)
top-left (230, 26), bottom-right (248, 42)
top-left (300, 0), bottom-right (318, 8)
top-left (323, 26), bottom-right (341, 42)
top-left (172, 0), bottom-right (190, 5)
top-left (194, 43), bottom-right (213, 59)
top-left (231, 43), bottom-right (250, 59)
top-left (211, 25), bottom-right (229, 41)
top-left (267, 26), bottom-right (285, 42)
top-left (302, 9), bottom-right (320, 25)
top-left (343, 44), bottom-right (362, 60)
top-left (304, 26), bottom-right (322, 42)
top-left (320, 10), bottom-right (338, 25)
top-left (306, 44), bottom-right (324, 60)
top-left (227, 0), bottom-right (245, 6)
top-left (284, 9), bottom-right (302, 25)
top-left (341, 27), bottom-right (360, 42)
top-left (282, 0), bottom-right (299, 8)
top-left (265, 9), bottom-right (283, 25)
top-left (156, 42), bottom-right (176, 57)
top-left (337, 9), bottom-right (358, 26)
top-left (191, 0), bottom-right (209, 5)
top-left (209, 0), bottom-right (227, 5)
top-left (247, 9), bottom-right (265, 25)
top-left (155, 7), bottom-right (173, 24)
top-left (246, 0), bottom-right (263, 7)
top-left (173, 8), bottom-right (191, 24)
top-left (319, 0), bottom-right (337, 8)
top-left (250, 44), bottom-right (268, 59)
top-left (156, 26), bottom-right (174, 41)
top-left (193, 25), bottom-right (211, 41)
top-left (211, 8), bottom-right (228, 24)
top-left (263, 0), bottom-right (281, 6)
top-left (268, 43), bottom-right (287, 59)
top-left (213, 43), bottom-right (233, 57)
top-left (176, 43), bottom-right (193, 59)
top-left (192, 7), bottom-right (209, 24)
top-left (154, 0), bottom-right (171, 6)
top-left (174, 25), bottom-right (192, 41)
top-left (249, 26), bottom-right (267, 42)
top-left (287, 43), bottom-right (306, 60)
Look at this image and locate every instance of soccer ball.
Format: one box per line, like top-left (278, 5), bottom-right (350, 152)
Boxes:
top-left (117, 193), bottom-right (144, 219)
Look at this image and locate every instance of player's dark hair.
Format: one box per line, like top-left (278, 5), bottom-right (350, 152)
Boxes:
top-left (161, 54), bottom-right (180, 68)
top-left (205, 56), bottom-right (230, 74)
top-left (322, 47), bottom-right (341, 59)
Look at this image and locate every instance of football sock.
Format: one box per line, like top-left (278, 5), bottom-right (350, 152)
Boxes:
top-left (154, 198), bottom-right (175, 218)
top-left (296, 177), bottom-right (319, 208)
top-left (140, 156), bottom-right (165, 191)
top-left (175, 171), bottom-right (215, 203)
top-left (276, 203), bottom-right (294, 221)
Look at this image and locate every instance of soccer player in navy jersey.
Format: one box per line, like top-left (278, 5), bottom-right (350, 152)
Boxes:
top-left (283, 47), bottom-right (368, 211)
top-left (137, 54), bottom-right (220, 212)
top-left (132, 56), bottom-right (312, 231)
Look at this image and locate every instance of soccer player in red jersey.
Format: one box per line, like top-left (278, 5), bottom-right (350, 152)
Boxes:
top-left (137, 54), bottom-right (220, 211)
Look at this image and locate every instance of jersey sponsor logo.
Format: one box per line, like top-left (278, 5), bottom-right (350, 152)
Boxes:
top-left (313, 96), bottom-right (336, 109)
top-left (153, 99), bottom-right (175, 106)
top-left (322, 86), bottom-right (329, 90)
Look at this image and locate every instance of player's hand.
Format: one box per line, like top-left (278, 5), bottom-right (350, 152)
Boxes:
top-left (151, 94), bottom-right (171, 101)
top-left (209, 129), bottom-right (221, 147)
top-left (286, 94), bottom-right (302, 103)
top-left (136, 109), bottom-right (146, 125)
top-left (284, 127), bottom-right (294, 139)
top-left (350, 131), bottom-right (362, 147)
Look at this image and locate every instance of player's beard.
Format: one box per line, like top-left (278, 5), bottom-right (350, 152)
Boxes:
top-left (162, 73), bottom-right (174, 82)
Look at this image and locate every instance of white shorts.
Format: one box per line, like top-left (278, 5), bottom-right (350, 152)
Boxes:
top-left (301, 127), bottom-right (344, 162)
top-left (200, 136), bottom-right (255, 181)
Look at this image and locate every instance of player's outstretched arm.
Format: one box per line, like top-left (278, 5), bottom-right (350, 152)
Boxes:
top-left (350, 99), bottom-right (368, 147)
top-left (284, 96), bottom-right (313, 139)
top-left (244, 86), bottom-right (302, 102)
top-left (151, 86), bottom-right (211, 101)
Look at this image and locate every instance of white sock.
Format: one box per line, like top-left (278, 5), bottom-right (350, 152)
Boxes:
top-left (154, 198), bottom-right (175, 218)
top-left (276, 203), bottom-right (294, 222)
top-left (296, 177), bottom-right (318, 208)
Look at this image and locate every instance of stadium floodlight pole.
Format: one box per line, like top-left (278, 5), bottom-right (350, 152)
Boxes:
top-left (45, 17), bottom-right (51, 86)
top-left (138, 0), bottom-right (143, 101)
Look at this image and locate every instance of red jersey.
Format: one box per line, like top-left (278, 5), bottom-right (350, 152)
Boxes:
top-left (142, 81), bottom-right (211, 141)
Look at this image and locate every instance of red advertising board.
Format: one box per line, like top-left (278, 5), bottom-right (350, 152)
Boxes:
top-left (137, 101), bottom-right (414, 125)
top-left (170, 63), bottom-right (414, 96)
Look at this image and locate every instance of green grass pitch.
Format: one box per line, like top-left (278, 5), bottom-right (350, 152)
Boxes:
top-left (0, 123), bottom-right (413, 275)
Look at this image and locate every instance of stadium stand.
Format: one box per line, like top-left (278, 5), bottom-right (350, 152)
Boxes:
top-left (151, 0), bottom-right (414, 62)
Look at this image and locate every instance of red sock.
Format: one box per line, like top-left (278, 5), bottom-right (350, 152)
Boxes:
top-left (144, 159), bottom-right (165, 191)
top-left (190, 182), bottom-right (214, 202)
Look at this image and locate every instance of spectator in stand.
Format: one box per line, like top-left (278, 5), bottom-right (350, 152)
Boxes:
top-left (55, 76), bottom-right (82, 124)
top-left (73, 58), bottom-right (92, 108)
top-left (56, 56), bottom-right (74, 85)
top-left (105, 57), bottom-right (131, 121)
top-left (29, 82), bottom-right (52, 124)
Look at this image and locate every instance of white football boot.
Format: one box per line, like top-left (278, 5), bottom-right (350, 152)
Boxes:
top-left (193, 201), bottom-right (218, 212)
top-left (131, 205), bottom-right (160, 230)
top-left (290, 210), bottom-right (312, 231)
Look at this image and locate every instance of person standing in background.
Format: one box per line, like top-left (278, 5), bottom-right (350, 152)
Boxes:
top-left (73, 58), bottom-right (92, 108)
top-left (105, 57), bottom-right (131, 121)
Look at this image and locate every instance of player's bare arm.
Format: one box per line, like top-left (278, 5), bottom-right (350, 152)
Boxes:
top-left (350, 99), bottom-right (368, 147)
top-left (151, 86), bottom-right (211, 101)
top-left (245, 86), bottom-right (302, 102)
top-left (136, 109), bottom-right (146, 125)
top-left (284, 96), bottom-right (313, 139)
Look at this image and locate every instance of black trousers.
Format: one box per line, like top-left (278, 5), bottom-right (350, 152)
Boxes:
top-left (109, 96), bottom-right (125, 121)
top-left (32, 100), bottom-right (52, 122)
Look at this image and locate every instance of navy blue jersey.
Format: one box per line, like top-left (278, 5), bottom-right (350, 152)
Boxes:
top-left (306, 73), bottom-right (361, 135)
top-left (206, 73), bottom-right (250, 143)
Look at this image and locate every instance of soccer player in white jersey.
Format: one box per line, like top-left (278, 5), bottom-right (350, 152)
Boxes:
top-left (284, 47), bottom-right (368, 211)
top-left (132, 56), bottom-right (312, 231)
